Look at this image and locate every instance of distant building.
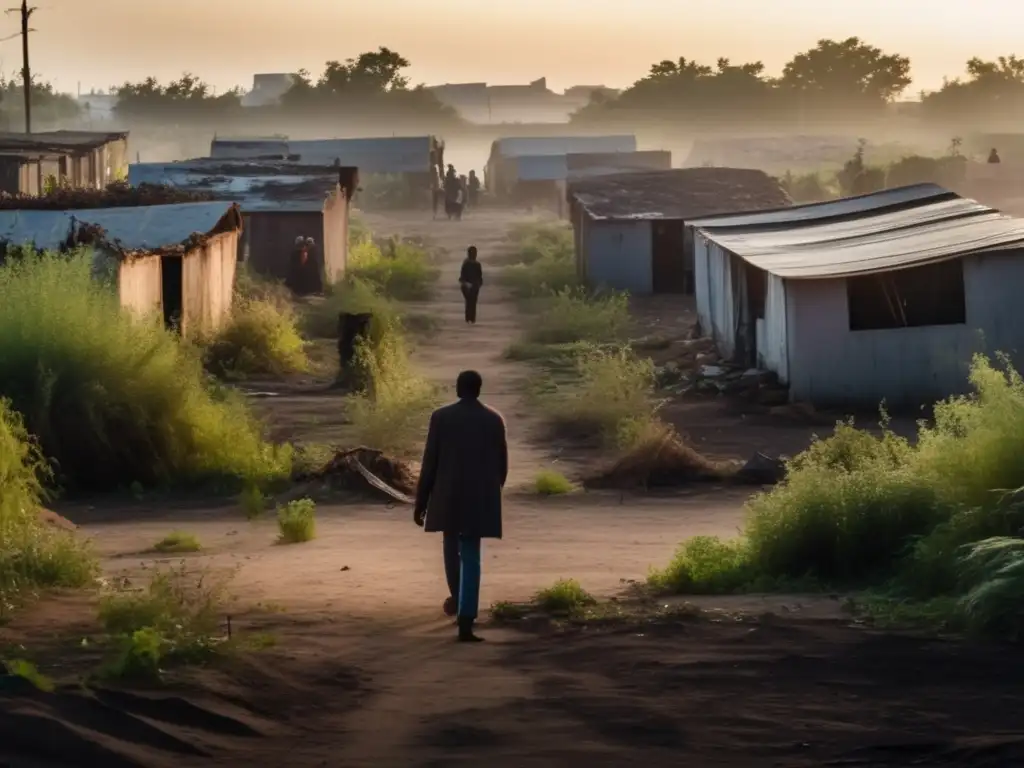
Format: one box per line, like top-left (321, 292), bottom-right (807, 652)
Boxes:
top-left (689, 184), bottom-right (1024, 405)
top-left (426, 78), bottom-right (615, 123)
top-left (129, 159), bottom-right (358, 288)
top-left (0, 201), bottom-right (242, 335)
top-left (0, 130), bottom-right (129, 195)
top-left (242, 74), bottom-right (299, 107)
top-left (568, 168), bottom-right (791, 296)
top-left (486, 134), bottom-right (637, 197)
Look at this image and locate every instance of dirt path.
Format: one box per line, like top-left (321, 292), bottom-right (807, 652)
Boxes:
top-left (362, 208), bottom-right (553, 486)
top-left (6, 209), bottom-right (1022, 767)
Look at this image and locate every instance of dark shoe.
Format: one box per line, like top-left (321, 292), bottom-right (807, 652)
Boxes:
top-left (443, 596), bottom-right (457, 617)
top-left (457, 618), bottom-right (484, 642)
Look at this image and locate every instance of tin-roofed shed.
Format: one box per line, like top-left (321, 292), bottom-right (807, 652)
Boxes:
top-left (0, 201), bottom-right (241, 335)
top-left (0, 130), bottom-right (128, 193)
top-left (567, 168), bottom-right (791, 295)
top-left (486, 134), bottom-right (636, 198)
top-left (693, 187), bottom-right (1024, 406)
top-left (129, 160), bottom-right (356, 288)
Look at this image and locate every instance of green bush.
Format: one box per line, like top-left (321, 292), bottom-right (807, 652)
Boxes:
top-left (0, 399), bottom-right (97, 617)
top-left (204, 298), bottom-right (308, 378)
top-left (303, 275), bottom-right (399, 341)
top-left (0, 252), bottom-right (290, 490)
top-left (501, 222), bottom-right (577, 297)
top-left (535, 578), bottom-right (596, 615)
top-left (233, 266), bottom-right (292, 311)
top-left (151, 531), bottom-right (202, 554)
top-left (534, 469), bottom-right (575, 495)
top-left (650, 355), bottom-right (1024, 638)
top-left (524, 288), bottom-right (628, 346)
top-left (648, 536), bottom-right (752, 594)
top-left (346, 320), bottom-right (439, 456)
top-left (540, 345), bottom-right (655, 445)
top-left (277, 498), bottom-right (316, 544)
top-left (348, 238), bottom-right (439, 301)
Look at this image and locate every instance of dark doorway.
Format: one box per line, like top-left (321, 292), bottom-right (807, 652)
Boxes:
top-left (651, 219), bottom-right (687, 293)
top-left (161, 256), bottom-right (183, 331)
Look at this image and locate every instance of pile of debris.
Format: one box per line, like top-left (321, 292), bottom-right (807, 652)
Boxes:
top-left (656, 356), bottom-right (790, 406)
top-left (584, 426), bottom-right (730, 490)
top-left (295, 447), bottom-right (418, 504)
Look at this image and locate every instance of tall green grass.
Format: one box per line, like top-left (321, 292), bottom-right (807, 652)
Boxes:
top-left (303, 275), bottom-right (399, 341)
top-left (204, 298), bottom-right (308, 378)
top-left (0, 399), bottom-right (97, 617)
top-left (524, 288), bottom-right (629, 346)
top-left (347, 237), bottom-right (439, 301)
top-left (0, 252), bottom-right (290, 490)
top-left (346, 319), bottom-right (440, 456)
top-left (501, 221), bottom-right (577, 298)
top-left (648, 355), bottom-right (1024, 639)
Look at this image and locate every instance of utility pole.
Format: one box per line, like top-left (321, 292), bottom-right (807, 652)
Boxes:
top-left (5, 0), bottom-right (35, 132)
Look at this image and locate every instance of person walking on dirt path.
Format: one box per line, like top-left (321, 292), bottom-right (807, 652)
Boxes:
top-left (467, 170), bottom-right (481, 208)
top-left (414, 370), bottom-right (508, 643)
top-left (459, 246), bottom-right (483, 324)
top-left (989, 147), bottom-right (1002, 164)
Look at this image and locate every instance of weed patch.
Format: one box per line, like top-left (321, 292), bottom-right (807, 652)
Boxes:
top-left (0, 399), bottom-right (97, 618)
top-left (348, 238), bottom-right (439, 301)
top-left (534, 469), bottom-right (575, 495)
top-left (0, 252), bottom-right (290, 490)
top-left (500, 221), bottom-right (577, 298)
top-left (277, 498), bottom-right (316, 544)
top-left (204, 298), bottom-right (308, 378)
top-left (524, 288), bottom-right (628, 345)
top-left (535, 579), bottom-right (597, 615)
top-left (303, 276), bottom-right (398, 341)
top-left (98, 563), bottom-right (235, 679)
top-left (151, 532), bottom-right (202, 554)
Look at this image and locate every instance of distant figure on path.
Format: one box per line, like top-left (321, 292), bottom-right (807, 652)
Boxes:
top-left (444, 165), bottom-right (463, 220)
top-left (414, 370), bottom-right (508, 642)
top-left (286, 235), bottom-right (320, 295)
top-left (467, 170), bottom-right (481, 208)
top-left (459, 246), bottom-right (483, 324)
top-left (988, 148), bottom-right (1002, 164)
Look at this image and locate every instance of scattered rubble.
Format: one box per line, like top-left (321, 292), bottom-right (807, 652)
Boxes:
top-left (294, 447), bottom-right (418, 504)
top-left (584, 427), bottom-right (730, 490)
top-left (654, 344), bottom-right (791, 405)
top-left (736, 453), bottom-right (787, 485)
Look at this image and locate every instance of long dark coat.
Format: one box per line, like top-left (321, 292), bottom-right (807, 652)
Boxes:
top-left (415, 399), bottom-right (508, 539)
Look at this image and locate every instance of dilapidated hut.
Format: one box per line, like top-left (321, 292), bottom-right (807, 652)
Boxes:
top-left (568, 168), bottom-right (791, 294)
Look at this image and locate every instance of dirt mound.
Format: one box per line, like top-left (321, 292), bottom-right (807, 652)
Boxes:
top-left (584, 428), bottom-right (730, 490)
top-left (37, 507), bottom-right (77, 531)
top-left (296, 447), bottom-right (418, 503)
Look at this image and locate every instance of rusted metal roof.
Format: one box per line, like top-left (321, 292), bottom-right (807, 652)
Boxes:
top-left (210, 135), bottom-right (435, 174)
top-left (688, 183), bottom-right (953, 230)
top-left (0, 130), bottom-right (128, 153)
top-left (570, 167), bottom-right (791, 221)
top-left (699, 193), bottom-right (1024, 279)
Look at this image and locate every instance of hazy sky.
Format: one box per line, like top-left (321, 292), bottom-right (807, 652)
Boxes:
top-left (7, 0), bottom-right (1020, 96)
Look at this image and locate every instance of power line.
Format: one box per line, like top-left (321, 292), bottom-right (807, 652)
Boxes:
top-left (5, 0), bottom-right (35, 132)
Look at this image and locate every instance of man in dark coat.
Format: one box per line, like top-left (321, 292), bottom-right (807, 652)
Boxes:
top-left (414, 370), bottom-right (508, 642)
top-left (459, 246), bottom-right (483, 324)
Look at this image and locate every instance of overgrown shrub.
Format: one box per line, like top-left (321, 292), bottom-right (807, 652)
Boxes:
top-left (540, 345), bottom-right (655, 445)
top-left (0, 252), bottom-right (290, 490)
top-left (0, 399), bottom-right (97, 617)
top-left (277, 498), bottom-right (316, 544)
top-left (346, 321), bottom-right (439, 455)
top-left (98, 563), bottom-right (233, 679)
top-left (501, 221), bottom-right (577, 297)
top-left (204, 298), bottom-right (308, 378)
top-left (650, 355), bottom-right (1024, 638)
top-left (535, 579), bottom-right (597, 615)
top-left (524, 288), bottom-right (628, 346)
top-left (348, 237), bottom-right (439, 301)
top-left (534, 469), bottom-right (575, 495)
top-left (233, 267), bottom-right (292, 311)
top-left (303, 275), bottom-right (398, 340)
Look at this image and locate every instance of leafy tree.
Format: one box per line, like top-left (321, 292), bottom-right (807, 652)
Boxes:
top-left (0, 73), bottom-right (80, 125)
top-left (113, 73), bottom-right (242, 118)
top-left (780, 37), bottom-right (912, 108)
top-left (922, 55), bottom-right (1024, 122)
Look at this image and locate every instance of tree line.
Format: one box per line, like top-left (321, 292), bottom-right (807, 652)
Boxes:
top-left (3, 40), bottom-right (1023, 127)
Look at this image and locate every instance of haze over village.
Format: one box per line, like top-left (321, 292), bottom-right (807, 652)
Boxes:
top-left (1, 2), bottom-right (1024, 766)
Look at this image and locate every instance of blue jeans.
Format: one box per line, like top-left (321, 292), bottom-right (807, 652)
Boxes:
top-left (443, 534), bottom-right (481, 620)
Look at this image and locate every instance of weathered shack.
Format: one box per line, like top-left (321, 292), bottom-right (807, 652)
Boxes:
top-left (486, 135), bottom-right (637, 198)
top-left (209, 135), bottom-right (442, 206)
top-left (0, 201), bottom-right (241, 335)
top-left (0, 131), bottom-right (129, 194)
top-left (128, 160), bottom-right (358, 287)
top-left (568, 168), bottom-right (790, 295)
top-left (691, 186), bottom-right (1024, 406)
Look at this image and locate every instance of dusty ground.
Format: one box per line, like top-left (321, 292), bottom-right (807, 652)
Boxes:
top-left (3, 208), bottom-right (1023, 767)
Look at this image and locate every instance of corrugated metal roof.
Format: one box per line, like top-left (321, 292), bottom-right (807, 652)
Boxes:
top-left (566, 150), bottom-right (671, 177)
top-left (514, 154), bottom-right (568, 181)
top-left (571, 168), bottom-right (791, 220)
top-left (700, 195), bottom-right (1024, 279)
top-left (0, 130), bottom-right (127, 152)
top-left (689, 183), bottom-right (953, 230)
top-left (128, 162), bottom-right (333, 212)
top-left (495, 135), bottom-right (636, 158)
top-left (209, 135), bottom-right (434, 174)
top-left (0, 202), bottom-right (236, 251)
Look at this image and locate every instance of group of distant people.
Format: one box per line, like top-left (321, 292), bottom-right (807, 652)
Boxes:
top-left (433, 164), bottom-right (481, 221)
